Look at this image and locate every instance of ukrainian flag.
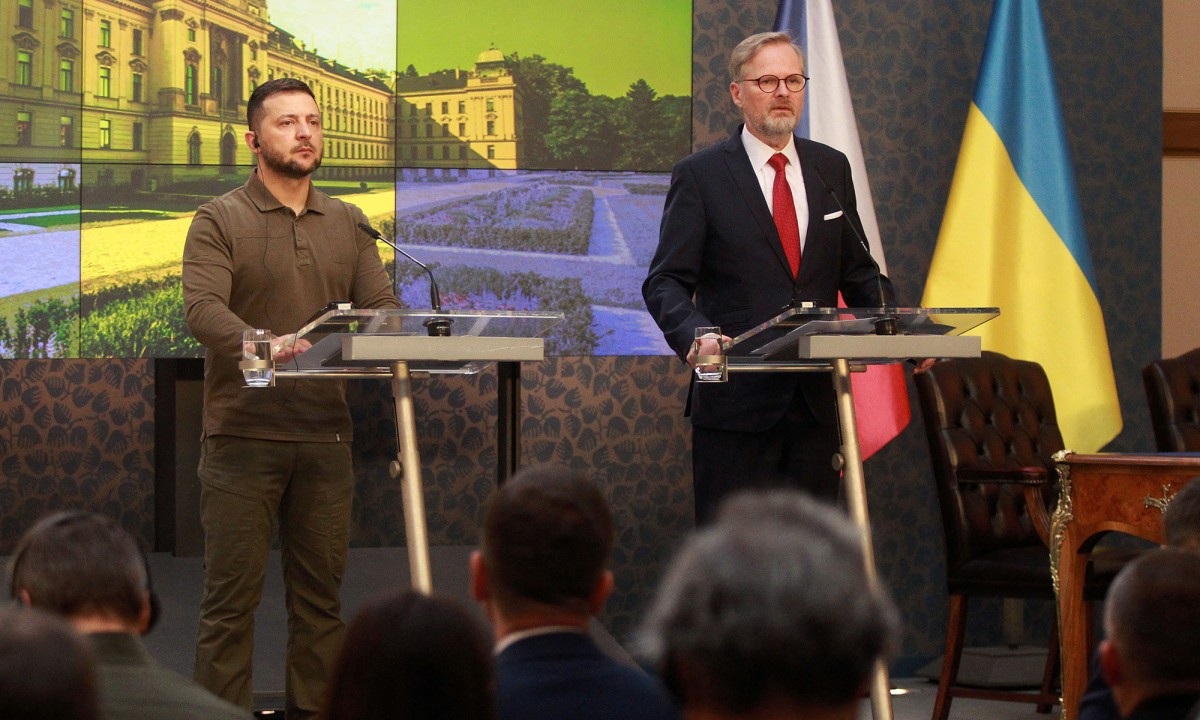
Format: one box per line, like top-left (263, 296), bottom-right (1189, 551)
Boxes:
top-left (921, 0), bottom-right (1121, 452)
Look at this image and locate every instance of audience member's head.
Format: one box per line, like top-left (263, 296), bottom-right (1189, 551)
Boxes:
top-left (0, 605), bottom-right (100, 720)
top-left (1100, 548), bottom-right (1200, 718)
top-left (638, 490), bottom-right (899, 720)
top-left (8, 510), bottom-right (156, 633)
top-left (321, 590), bottom-right (494, 720)
top-left (472, 464), bottom-right (614, 630)
top-left (1164, 478), bottom-right (1200, 550)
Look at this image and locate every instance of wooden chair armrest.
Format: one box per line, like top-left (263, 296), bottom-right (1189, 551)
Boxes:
top-left (954, 466), bottom-right (1050, 486)
top-left (955, 466), bottom-right (1053, 546)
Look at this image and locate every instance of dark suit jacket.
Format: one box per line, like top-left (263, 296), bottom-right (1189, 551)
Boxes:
top-left (1080, 648), bottom-right (1120, 720)
top-left (1125, 693), bottom-right (1200, 720)
top-left (643, 127), bottom-right (896, 432)
top-left (495, 631), bottom-right (678, 720)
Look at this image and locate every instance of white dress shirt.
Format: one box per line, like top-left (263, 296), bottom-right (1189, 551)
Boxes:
top-left (741, 126), bottom-right (809, 252)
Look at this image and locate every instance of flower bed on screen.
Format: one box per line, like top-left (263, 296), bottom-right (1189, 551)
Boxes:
top-left (396, 264), bottom-right (597, 356)
top-left (393, 183), bottom-right (594, 255)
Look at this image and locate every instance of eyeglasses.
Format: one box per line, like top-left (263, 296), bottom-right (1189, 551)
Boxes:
top-left (739, 74), bottom-right (809, 93)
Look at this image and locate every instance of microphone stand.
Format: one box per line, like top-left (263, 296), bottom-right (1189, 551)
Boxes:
top-left (812, 169), bottom-right (898, 335)
top-left (358, 223), bottom-right (452, 337)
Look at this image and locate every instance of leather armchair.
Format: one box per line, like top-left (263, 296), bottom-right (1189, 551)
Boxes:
top-left (915, 351), bottom-right (1120, 720)
top-left (1142, 346), bottom-right (1200, 452)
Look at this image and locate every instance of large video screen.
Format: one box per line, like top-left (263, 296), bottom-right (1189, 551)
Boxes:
top-left (0, 0), bottom-right (689, 358)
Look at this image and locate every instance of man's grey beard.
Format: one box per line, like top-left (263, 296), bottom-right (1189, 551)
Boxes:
top-left (762, 114), bottom-right (797, 137)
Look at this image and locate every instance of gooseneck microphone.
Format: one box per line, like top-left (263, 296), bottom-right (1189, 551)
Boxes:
top-left (811, 168), bottom-right (898, 336)
top-left (358, 222), bottom-right (453, 337)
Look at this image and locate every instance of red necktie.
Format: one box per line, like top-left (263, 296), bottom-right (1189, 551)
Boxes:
top-left (768, 153), bottom-right (801, 277)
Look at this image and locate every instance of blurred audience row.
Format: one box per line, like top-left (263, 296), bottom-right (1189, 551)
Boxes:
top-left (4, 467), bottom-right (1200, 720)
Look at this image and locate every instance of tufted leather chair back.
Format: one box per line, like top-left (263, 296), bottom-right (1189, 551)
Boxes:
top-left (1142, 347), bottom-right (1200, 452)
top-left (915, 351), bottom-right (1064, 582)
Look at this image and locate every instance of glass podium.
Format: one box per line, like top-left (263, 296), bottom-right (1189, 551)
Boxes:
top-left (706, 305), bottom-right (999, 720)
top-left (286, 308), bottom-right (564, 375)
top-left (275, 308), bottom-right (563, 592)
top-left (722, 305), bottom-right (998, 363)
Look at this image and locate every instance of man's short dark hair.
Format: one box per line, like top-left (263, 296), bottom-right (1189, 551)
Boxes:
top-left (481, 464), bottom-right (613, 616)
top-left (0, 605), bottom-right (100, 720)
top-left (1163, 478), bottom-right (1200, 549)
top-left (1105, 547), bottom-right (1200, 688)
top-left (638, 490), bottom-right (899, 714)
top-left (247, 77), bottom-right (316, 131)
top-left (8, 511), bottom-right (150, 624)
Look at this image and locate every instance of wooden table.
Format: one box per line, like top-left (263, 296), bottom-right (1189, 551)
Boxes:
top-left (1049, 451), bottom-right (1200, 720)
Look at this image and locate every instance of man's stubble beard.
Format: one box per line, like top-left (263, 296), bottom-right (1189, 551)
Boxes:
top-left (259, 144), bottom-right (322, 179)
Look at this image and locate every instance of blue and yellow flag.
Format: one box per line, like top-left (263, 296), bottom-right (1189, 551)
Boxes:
top-left (921, 0), bottom-right (1121, 451)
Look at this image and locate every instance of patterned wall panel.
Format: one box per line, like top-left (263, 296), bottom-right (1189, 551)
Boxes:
top-left (520, 356), bottom-right (693, 638)
top-left (0, 359), bottom-right (155, 553)
top-left (347, 372), bottom-right (502, 548)
top-left (345, 356), bottom-right (693, 642)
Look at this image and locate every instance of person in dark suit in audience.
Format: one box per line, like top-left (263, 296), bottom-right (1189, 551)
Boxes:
top-left (470, 464), bottom-right (678, 720)
top-left (0, 604), bottom-right (100, 720)
top-left (1081, 478), bottom-right (1200, 720)
top-left (642, 30), bottom-right (898, 524)
top-left (8, 511), bottom-right (249, 720)
top-left (637, 490), bottom-right (898, 720)
top-left (1099, 548), bottom-right (1200, 720)
top-left (321, 590), bottom-right (495, 720)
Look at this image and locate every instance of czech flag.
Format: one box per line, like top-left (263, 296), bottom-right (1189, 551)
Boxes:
top-left (775, 0), bottom-right (911, 459)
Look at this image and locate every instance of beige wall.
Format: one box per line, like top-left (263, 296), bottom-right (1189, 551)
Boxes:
top-left (1162, 0), bottom-right (1200, 356)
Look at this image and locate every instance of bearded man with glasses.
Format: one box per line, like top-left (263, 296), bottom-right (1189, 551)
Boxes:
top-left (643, 31), bottom-right (900, 524)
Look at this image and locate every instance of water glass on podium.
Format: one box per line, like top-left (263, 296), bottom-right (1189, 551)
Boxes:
top-left (693, 326), bottom-right (727, 382)
top-left (240, 328), bottom-right (274, 387)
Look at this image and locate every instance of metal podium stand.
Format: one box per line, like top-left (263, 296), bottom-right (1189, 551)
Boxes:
top-left (274, 308), bottom-right (563, 593)
top-left (716, 306), bottom-right (999, 720)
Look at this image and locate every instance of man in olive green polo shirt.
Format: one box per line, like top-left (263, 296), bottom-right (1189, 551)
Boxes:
top-left (182, 77), bottom-right (398, 719)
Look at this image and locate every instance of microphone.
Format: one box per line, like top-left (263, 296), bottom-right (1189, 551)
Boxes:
top-left (357, 222), bottom-right (453, 337)
top-left (812, 168), bottom-right (898, 336)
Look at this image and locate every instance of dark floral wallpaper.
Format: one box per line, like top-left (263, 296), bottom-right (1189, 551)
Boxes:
top-left (0, 360), bottom-right (155, 550)
top-left (0, 0), bottom-right (1162, 671)
top-left (345, 356), bottom-right (693, 641)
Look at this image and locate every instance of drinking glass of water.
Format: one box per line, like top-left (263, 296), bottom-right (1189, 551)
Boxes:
top-left (240, 328), bottom-right (274, 387)
top-left (693, 326), bottom-right (727, 383)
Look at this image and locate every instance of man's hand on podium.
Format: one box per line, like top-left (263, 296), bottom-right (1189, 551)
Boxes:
top-left (688, 332), bottom-right (731, 369)
top-left (911, 357), bottom-right (937, 374)
top-left (271, 333), bottom-right (312, 363)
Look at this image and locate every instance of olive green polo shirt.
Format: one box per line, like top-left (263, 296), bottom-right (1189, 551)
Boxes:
top-left (182, 169), bottom-right (399, 442)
